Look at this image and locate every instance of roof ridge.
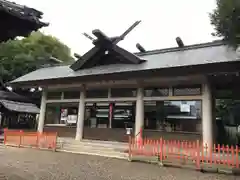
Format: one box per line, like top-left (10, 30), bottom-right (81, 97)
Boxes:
top-left (135, 40), bottom-right (225, 56)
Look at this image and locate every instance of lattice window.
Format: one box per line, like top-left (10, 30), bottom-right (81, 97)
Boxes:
top-left (63, 91), bottom-right (80, 99)
top-left (111, 88), bottom-right (137, 97)
top-left (144, 88), bottom-right (169, 97)
top-left (86, 89), bottom-right (108, 98)
top-left (173, 86), bottom-right (201, 96)
top-left (47, 92), bottom-right (62, 100)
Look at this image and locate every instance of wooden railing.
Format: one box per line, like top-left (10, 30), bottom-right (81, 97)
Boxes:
top-left (129, 137), bottom-right (240, 170)
top-left (4, 129), bottom-right (57, 151)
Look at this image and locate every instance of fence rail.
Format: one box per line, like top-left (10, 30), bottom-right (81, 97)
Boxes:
top-left (129, 137), bottom-right (240, 170)
top-left (4, 129), bottom-right (57, 151)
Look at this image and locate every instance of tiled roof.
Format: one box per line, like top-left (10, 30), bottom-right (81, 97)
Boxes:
top-left (0, 80), bottom-right (32, 103)
top-left (0, 90), bottom-right (29, 102)
top-left (0, 0), bottom-right (47, 27)
top-left (11, 41), bottom-right (240, 85)
top-left (0, 99), bottom-right (39, 114)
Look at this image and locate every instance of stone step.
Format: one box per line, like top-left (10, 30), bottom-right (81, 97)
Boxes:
top-left (57, 142), bottom-right (128, 149)
top-left (58, 144), bottom-right (116, 151)
top-left (57, 144), bottom-right (127, 154)
top-left (56, 138), bottom-right (129, 159)
top-left (57, 138), bottom-right (128, 146)
top-left (57, 140), bottom-right (128, 158)
top-left (57, 140), bottom-right (127, 150)
top-left (57, 146), bottom-right (127, 154)
top-left (57, 144), bottom-right (127, 151)
top-left (57, 147), bottom-right (128, 159)
top-left (59, 145), bottom-right (126, 154)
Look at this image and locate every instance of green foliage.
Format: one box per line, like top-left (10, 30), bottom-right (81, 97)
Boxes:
top-left (0, 31), bottom-right (74, 82)
top-left (210, 0), bottom-right (240, 47)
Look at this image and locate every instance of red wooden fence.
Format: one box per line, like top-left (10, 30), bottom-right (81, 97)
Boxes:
top-left (129, 137), bottom-right (240, 169)
top-left (4, 129), bottom-right (57, 151)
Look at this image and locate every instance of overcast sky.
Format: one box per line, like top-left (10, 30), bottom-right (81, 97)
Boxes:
top-left (15, 0), bottom-right (218, 55)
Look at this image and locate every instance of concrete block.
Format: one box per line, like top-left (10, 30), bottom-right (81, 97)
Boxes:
top-left (232, 168), bottom-right (240, 175)
top-left (218, 168), bottom-right (233, 175)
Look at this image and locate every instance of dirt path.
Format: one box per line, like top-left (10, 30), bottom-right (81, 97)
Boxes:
top-left (0, 146), bottom-right (237, 180)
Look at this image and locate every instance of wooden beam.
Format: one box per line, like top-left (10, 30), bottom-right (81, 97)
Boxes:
top-left (112, 45), bottom-right (142, 64)
top-left (70, 46), bottom-right (100, 71)
top-left (92, 29), bottom-right (112, 44)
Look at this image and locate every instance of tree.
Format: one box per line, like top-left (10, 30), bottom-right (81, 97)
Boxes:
top-left (210, 0), bottom-right (240, 47)
top-left (0, 31), bottom-right (74, 82)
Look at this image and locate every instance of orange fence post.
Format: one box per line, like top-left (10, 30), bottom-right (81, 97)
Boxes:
top-left (196, 140), bottom-right (200, 170)
top-left (154, 140), bottom-right (157, 156)
top-left (209, 144), bottom-right (212, 165)
top-left (2, 130), bottom-right (58, 152)
top-left (226, 145), bottom-right (230, 167)
top-left (177, 140), bottom-right (180, 159)
top-left (3, 128), bottom-right (7, 145)
top-left (36, 132), bottom-right (38, 148)
top-left (163, 140), bottom-right (166, 159)
top-left (217, 144), bottom-right (221, 164)
top-left (236, 145), bottom-right (239, 168)
top-left (54, 132), bottom-right (57, 151)
top-left (139, 128), bottom-right (143, 146)
top-left (159, 138), bottom-right (163, 164)
top-left (144, 138), bottom-right (147, 155)
top-left (120, 135), bottom-right (240, 169)
top-left (192, 141), bottom-right (195, 160)
top-left (202, 143), bottom-right (205, 163)
top-left (231, 145), bottom-right (234, 167)
top-left (19, 130), bottom-right (23, 148)
top-left (221, 144), bottom-right (226, 165)
top-left (156, 139), bottom-right (159, 157)
top-left (213, 144), bottom-right (216, 165)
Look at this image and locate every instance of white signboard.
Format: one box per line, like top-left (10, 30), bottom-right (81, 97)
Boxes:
top-left (180, 104), bottom-right (190, 113)
top-left (67, 115), bottom-right (77, 124)
top-left (126, 128), bottom-right (132, 135)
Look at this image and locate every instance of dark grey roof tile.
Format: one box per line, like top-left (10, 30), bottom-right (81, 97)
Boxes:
top-left (0, 0), bottom-right (48, 27)
top-left (0, 99), bottom-right (39, 113)
top-left (11, 43), bottom-right (240, 84)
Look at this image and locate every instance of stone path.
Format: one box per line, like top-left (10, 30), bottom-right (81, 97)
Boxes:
top-left (0, 146), bottom-right (237, 180)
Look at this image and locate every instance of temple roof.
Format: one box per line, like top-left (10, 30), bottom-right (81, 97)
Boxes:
top-left (0, 81), bottom-right (39, 114)
top-left (0, 81), bottom-right (30, 102)
top-left (10, 41), bottom-right (240, 86)
top-left (0, 99), bottom-right (39, 114)
top-left (0, 0), bottom-right (48, 41)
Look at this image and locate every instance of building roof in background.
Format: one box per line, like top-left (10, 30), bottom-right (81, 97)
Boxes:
top-left (0, 0), bottom-right (47, 26)
top-left (11, 41), bottom-right (240, 85)
top-left (0, 99), bottom-right (39, 114)
top-left (0, 90), bottom-right (29, 102)
top-left (0, 81), bottom-right (30, 102)
top-left (0, 0), bottom-right (48, 41)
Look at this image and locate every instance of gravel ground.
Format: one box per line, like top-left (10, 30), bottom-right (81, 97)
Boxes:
top-left (0, 146), bottom-right (238, 180)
